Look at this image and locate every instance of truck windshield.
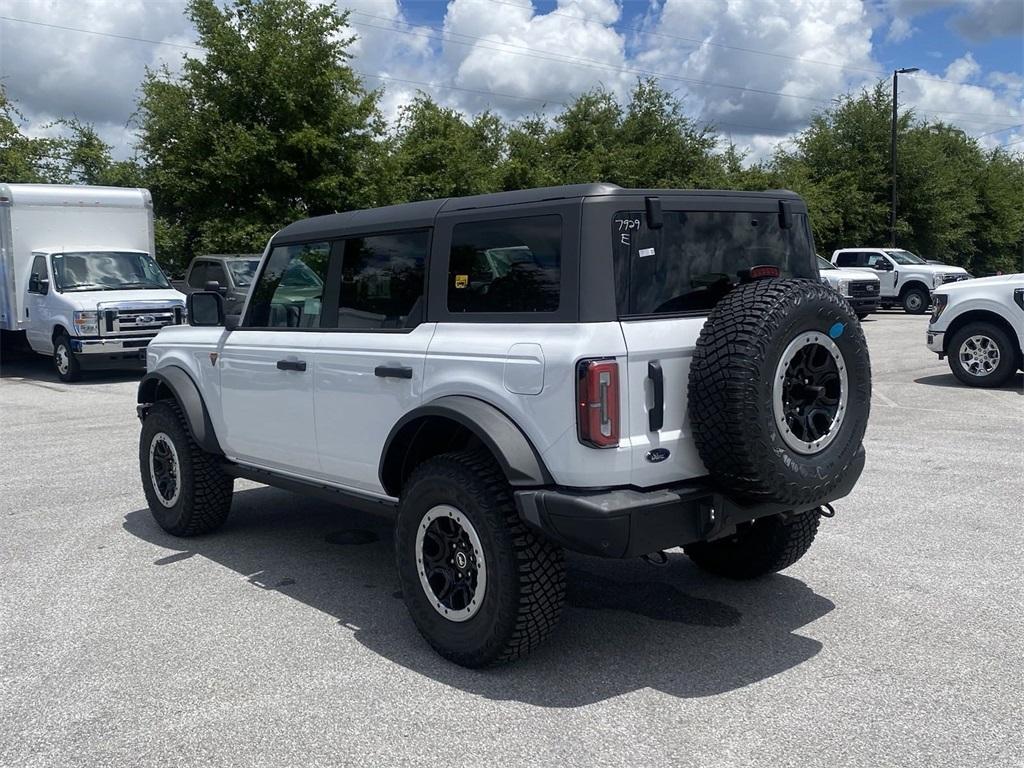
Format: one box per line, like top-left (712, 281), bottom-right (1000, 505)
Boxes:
top-left (884, 249), bottom-right (927, 265)
top-left (612, 210), bottom-right (817, 316)
top-left (227, 259), bottom-right (260, 287)
top-left (52, 251), bottom-right (171, 292)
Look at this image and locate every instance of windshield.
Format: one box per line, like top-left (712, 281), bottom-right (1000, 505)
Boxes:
top-left (226, 259), bottom-right (260, 287)
top-left (818, 256), bottom-right (836, 271)
top-left (884, 249), bottom-right (927, 265)
top-left (612, 210), bottom-right (817, 315)
top-left (52, 251), bottom-right (171, 292)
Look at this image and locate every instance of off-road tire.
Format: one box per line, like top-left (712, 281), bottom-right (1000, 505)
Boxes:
top-left (902, 286), bottom-right (929, 314)
top-left (947, 322), bottom-right (1018, 388)
top-left (688, 278), bottom-right (871, 506)
top-left (395, 450), bottom-right (566, 667)
top-left (53, 333), bottom-right (81, 382)
top-left (684, 511), bottom-right (821, 579)
top-left (139, 400), bottom-right (233, 536)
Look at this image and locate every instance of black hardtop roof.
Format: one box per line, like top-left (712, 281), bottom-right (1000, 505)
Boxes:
top-left (274, 184), bottom-right (803, 242)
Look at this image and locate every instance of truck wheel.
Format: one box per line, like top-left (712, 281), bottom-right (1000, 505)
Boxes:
top-left (688, 279), bottom-right (871, 507)
top-left (139, 400), bottom-right (233, 536)
top-left (901, 286), bottom-right (929, 314)
top-left (53, 333), bottom-right (81, 382)
top-left (394, 450), bottom-right (566, 667)
top-left (947, 322), bottom-right (1017, 388)
top-left (684, 511), bottom-right (820, 579)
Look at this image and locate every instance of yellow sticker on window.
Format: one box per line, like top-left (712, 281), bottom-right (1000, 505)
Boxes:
top-left (454, 274), bottom-right (469, 289)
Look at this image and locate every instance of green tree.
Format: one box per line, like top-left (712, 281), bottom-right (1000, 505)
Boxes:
top-left (385, 95), bottom-right (505, 203)
top-left (136, 0), bottom-right (382, 269)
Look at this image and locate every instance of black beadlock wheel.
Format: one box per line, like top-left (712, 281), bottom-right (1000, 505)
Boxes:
top-left (688, 278), bottom-right (871, 506)
top-left (684, 511), bottom-right (821, 579)
top-left (139, 400), bottom-right (233, 536)
top-left (394, 450), bottom-right (566, 667)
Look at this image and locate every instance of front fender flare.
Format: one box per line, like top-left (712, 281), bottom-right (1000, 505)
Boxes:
top-left (137, 366), bottom-right (222, 455)
top-left (379, 395), bottom-right (553, 496)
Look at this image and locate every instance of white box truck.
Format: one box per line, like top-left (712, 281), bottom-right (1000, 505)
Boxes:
top-left (0, 184), bottom-right (186, 381)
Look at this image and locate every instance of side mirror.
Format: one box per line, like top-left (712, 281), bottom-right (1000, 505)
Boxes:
top-left (874, 261), bottom-right (893, 271)
top-left (205, 280), bottom-right (228, 296)
top-left (28, 274), bottom-right (39, 293)
top-left (39, 277), bottom-right (49, 295)
top-left (187, 291), bottom-right (225, 327)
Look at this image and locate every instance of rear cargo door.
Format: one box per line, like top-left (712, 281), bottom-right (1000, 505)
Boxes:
top-left (612, 202), bottom-right (818, 487)
top-left (619, 316), bottom-right (709, 487)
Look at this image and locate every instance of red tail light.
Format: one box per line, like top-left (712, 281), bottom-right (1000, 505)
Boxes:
top-left (749, 265), bottom-right (781, 279)
top-left (577, 359), bottom-right (620, 448)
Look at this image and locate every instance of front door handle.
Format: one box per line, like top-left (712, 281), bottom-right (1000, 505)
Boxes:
top-left (648, 360), bottom-right (664, 432)
top-left (375, 365), bottom-right (413, 379)
top-left (276, 359), bottom-right (307, 372)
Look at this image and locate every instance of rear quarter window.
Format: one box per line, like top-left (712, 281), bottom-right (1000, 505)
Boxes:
top-left (612, 209), bottom-right (816, 316)
top-left (447, 215), bottom-right (561, 314)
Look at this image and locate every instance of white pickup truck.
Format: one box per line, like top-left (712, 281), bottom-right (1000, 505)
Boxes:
top-left (927, 273), bottom-right (1024, 387)
top-left (832, 248), bottom-right (970, 314)
top-left (0, 184), bottom-right (186, 381)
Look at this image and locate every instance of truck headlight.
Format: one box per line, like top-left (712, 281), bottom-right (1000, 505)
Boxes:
top-left (932, 273), bottom-right (945, 287)
top-left (73, 310), bottom-right (98, 335)
top-left (838, 279), bottom-right (850, 297)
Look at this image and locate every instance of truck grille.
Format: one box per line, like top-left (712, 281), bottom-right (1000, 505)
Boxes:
top-left (101, 306), bottom-right (183, 337)
top-left (848, 280), bottom-right (878, 298)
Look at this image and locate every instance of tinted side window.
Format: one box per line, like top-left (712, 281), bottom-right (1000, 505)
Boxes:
top-left (207, 261), bottom-right (228, 287)
top-left (337, 231), bottom-right (428, 330)
top-left (187, 261), bottom-right (209, 288)
top-left (246, 242), bottom-right (330, 328)
top-left (28, 255), bottom-right (48, 292)
top-left (447, 215), bottom-right (561, 313)
top-left (835, 252), bottom-right (857, 267)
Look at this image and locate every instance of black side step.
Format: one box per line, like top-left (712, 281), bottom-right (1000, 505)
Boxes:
top-left (223, 463), bottom-right (397, 516)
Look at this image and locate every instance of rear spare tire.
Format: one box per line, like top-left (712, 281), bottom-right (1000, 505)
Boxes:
top-left (688, 278), bottom-right (871, 506)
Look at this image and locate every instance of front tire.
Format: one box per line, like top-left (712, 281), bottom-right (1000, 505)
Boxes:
top-left (947, 322), bottom-right (1017, 388)
top-left (53, 333), bottom-right (81, 382)
top-left (139, 400), bottom-right (233, 536)
top-left (902, 286), bottom-right (929, 314)
top-left (684, 511), bottom-right (821, 579)
top-left (395, 450), bottom-right (566, 667)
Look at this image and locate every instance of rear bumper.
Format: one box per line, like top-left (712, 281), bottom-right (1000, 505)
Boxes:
top-left (515, 447), bottom-right (865, 558)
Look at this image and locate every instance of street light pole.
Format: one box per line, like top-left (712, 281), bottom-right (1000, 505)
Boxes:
top-left (891, 67), bottom-right (919, 247)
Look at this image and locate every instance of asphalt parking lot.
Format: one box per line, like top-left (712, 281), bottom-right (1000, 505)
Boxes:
top-left (1, 312), bottom-right (1021, 768)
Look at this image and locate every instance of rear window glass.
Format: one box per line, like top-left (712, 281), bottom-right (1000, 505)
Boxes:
top-left (612, 210), bottom-right (816, 316)
top-left (447, 215), bottom-right (561, 313)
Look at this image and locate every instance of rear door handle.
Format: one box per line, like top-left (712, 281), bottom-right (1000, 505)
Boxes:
top-left (276, 359), bottom-right (307, 372)
top-left (375, 365), bottom-right (413, 379)
top-left (648, 360), bottom-right (664, 432)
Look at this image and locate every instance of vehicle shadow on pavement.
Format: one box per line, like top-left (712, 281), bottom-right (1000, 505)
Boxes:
top-left (914, 372), bottom-right (1023, 393)
top-left (0, 352), bottom-right (142, 386)
top-left (123, 486), bottom-right (835, 708)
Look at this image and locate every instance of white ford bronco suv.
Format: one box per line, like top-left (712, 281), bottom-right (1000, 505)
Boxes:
top-left (832, 247), bottom-right (970, 314)
top-left (137, 185), bottom-right (871, 667)
top-left (927, 273), bottom-right (1024, 387)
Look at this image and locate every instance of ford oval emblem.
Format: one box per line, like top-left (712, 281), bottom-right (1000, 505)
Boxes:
top-left (137, 314), bottom-right (155, 324)
top-left (646, 448), bottom-right (671, 463)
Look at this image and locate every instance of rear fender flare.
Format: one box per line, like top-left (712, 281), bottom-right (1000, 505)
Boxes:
top-left (379, 395), bottom-right (553, 497)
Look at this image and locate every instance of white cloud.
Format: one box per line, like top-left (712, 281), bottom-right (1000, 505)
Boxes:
top-left (1, 0), bottom-right (1021, 164)
top-left (886, 16), bottom-right (916, 42)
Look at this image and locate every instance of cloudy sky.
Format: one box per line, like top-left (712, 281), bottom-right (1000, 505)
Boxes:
top-left (1, 0), bottom-right (1021, 161)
